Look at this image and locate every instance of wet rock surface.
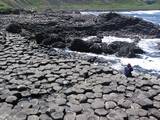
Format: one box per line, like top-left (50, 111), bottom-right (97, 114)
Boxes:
top-left (0, 32), bottom-right (160, 120)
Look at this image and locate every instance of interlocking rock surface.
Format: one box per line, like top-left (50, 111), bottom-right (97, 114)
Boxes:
top-left (0, 33), bottom-right (160, 120)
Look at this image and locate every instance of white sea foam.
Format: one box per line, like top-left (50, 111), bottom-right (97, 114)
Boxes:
top-left (81, 10), bottom-right (160, 16)
top-left (90, 53), bottom-right (160, 71)
top-left (81, 11), bottom-right (108, 16)
top-left (76, 51), bottom-right (160, 73)
top-left (138, 38), bottom-right (160, 53)
top-left (83, 36), bottom-right (134, 44)
top-left (81, 36), bottom-right (160, 74)
top-left (120, 10), bottom-right (160, 15)
top-left (82, 36), bottom-right (96, 41)
top-left (102, 36), bottom-right (133, 44)
top-left (119, 57), bottom-right (160, 71)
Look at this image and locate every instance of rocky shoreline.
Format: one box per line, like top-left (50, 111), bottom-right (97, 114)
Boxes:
top-left (4, 11), bottom-right (160, 58)
top-left (0, 11), bottom-right (160, 120)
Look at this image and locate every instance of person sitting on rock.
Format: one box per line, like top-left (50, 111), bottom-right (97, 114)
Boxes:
top-left (124, 63), bottom-right (133, 77)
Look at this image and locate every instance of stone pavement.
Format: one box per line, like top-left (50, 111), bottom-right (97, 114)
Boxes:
top-left (0, 33), bottom-right (160, 120)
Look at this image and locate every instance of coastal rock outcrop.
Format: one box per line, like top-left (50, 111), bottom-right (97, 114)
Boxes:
top-left (97, 12), bottom-right (160, 36)
top-left (107, 41), bottom-right (144, 57)
top-left (4, 11), bottom-right (160, 58)
top-left (69, 38), bottom-right (144, 57)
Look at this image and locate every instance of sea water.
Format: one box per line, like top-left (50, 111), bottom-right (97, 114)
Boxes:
top-left (81, 10), bottom-right (160, 25)
top-left (81, 10), bottom-right (160, 75)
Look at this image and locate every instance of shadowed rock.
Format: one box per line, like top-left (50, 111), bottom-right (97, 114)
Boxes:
top-left (6, 23), bottom-right (22, 34)
top-left (69, 38), bottom-right (91, 52)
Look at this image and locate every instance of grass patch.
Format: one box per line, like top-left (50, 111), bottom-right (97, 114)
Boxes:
top-left (58, 0), bottom-right (160, 10)
top-left (0, 0), bottom-right (160, 11)
top-left (0, 1), bottom-right (10, 10)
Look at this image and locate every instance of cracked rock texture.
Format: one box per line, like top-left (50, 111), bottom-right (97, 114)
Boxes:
top-left (0, 12), bottom-right (160, 120)
top-left (0, 33), bottom-right (160, 120)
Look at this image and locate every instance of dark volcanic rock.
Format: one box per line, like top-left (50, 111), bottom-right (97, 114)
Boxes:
top-left (117, 42), bottom-right (144, 58)
top-left (101, 43), bottom-right (110, 54)
top-left (6, 23), bottom-right (22, 33)
top-left (35, 33), bottom-right (66, 48)
top-left (69, 38), bottom-right (91, 52)
top-left (4, 11), bottom-right (160, 58)
top-left (35, 33), bottom-right (49, 44)
top-left (97, 12), bottom-right (141, 31)
top-left (107, 41), bottom-right (122, 54)
top-left (89, 43), bottom-right (102, 54)
top-left (97, 12), bottom-right (160, 37)
top-left (52, 42), bottom-right (66, 48)
top-left (101, 41), bottom-right (144, 57)
top-left (98, 12), bottom-right (122, 23)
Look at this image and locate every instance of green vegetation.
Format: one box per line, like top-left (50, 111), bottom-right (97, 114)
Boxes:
top-left (0, 1), bottom-right (10, 10)
top-left (0, 0), bottom-right (160, 11)
top-left (60, 0), bottom-right (160, 10)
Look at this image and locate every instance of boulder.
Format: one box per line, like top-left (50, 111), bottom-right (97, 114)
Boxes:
top-left (101, 43), bottom-right (110, 54)
top-left (49, 34), bottom-right (65, 43)
top-left (35, 33), bottom-right (65, 47)
top-left (89, 43), bottom-right (102, 54)
top-left (69, 38), bottom-right (91, 52)
top-left (52, 42), bottom-right (66, 48)
top-left (6, 23), bottom-right (22, 33)
top-left (107, 41), bottom-right (122, 54)
top-left (101, 41), bottom-right (144, 57)
top-left (117, 43), bottom-right (144, 58)
top-left (35, 33), bottom-right (49, 44)
top-left (101, 41), bottom-right (128, 54)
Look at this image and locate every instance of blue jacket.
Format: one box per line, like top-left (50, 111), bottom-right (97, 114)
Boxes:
top-left (124, 66), bottom-right (133, 77)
